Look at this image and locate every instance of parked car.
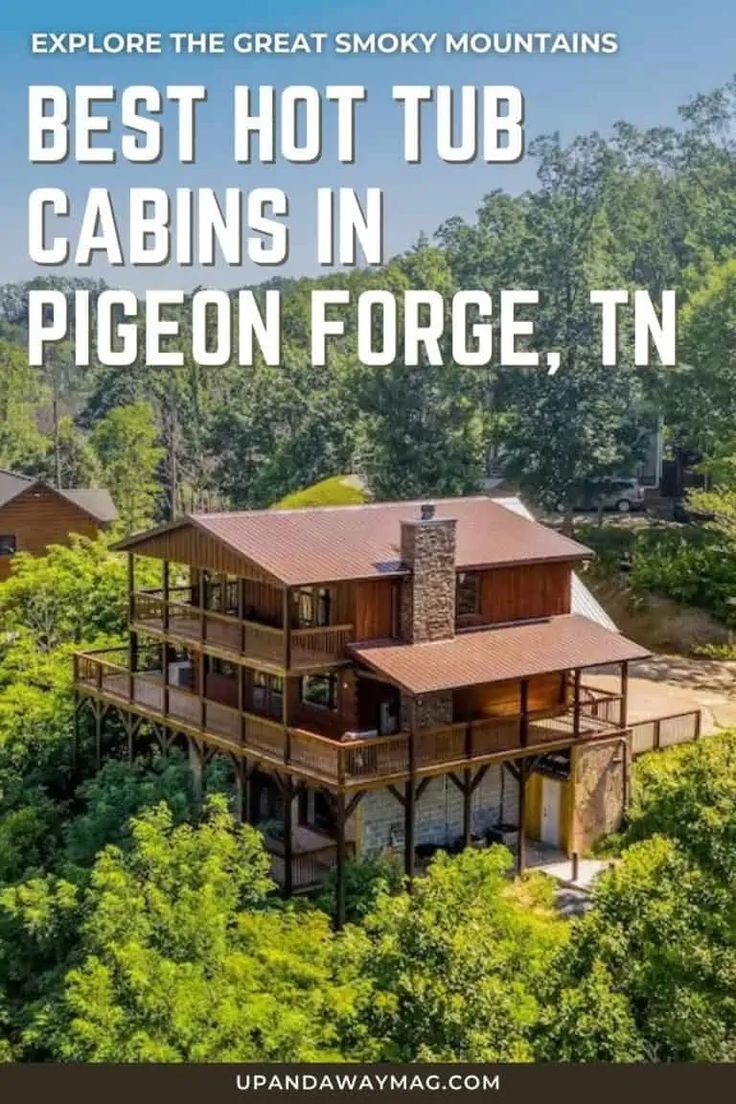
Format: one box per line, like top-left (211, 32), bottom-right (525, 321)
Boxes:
top-left (557, 479), bottom-right (647, 515)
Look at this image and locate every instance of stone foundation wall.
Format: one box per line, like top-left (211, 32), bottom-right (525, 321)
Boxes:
top-left (399, 516), bottom-right (457, 643)
top-left (358, 765), bottom-right (518, 854)
top-left (571, 737), bottom-right (628, 853)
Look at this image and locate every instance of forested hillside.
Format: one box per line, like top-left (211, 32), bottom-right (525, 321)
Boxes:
top-left (1, 78), bottom-right (736, 1063)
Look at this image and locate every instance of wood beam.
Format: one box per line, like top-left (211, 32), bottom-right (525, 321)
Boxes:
top-left (283, 778), bottom-right (294, 899)
top-left (620, 660), bottom-right (629, 729)
top-left (573, 668), bottom-right (582, 739)
top-left (469, 764), bottom-right (489, 794)
top-left (463, 767), bottom-right (472, 847)
top-left (387, 784), bottom-right (405, 807)
top-left (520, 678), bottom-right (529, 748)
top-left (516, 759), bottom-right (527, 876)
top-left (335, 790), bottom-right (347, 929)
top-left (405, 698), bottom-right (417, 886)
top-left (344, 790), bottom-right (365, 821)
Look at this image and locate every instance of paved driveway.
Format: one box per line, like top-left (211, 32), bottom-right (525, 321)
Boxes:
top-left (587, 655), bottom-right (736, 734)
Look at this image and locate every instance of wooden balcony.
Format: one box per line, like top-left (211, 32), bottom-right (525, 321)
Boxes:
top-left (130, 589), bottom-right (353, 673)
top-left (74, 648), bottom-right (643, 791)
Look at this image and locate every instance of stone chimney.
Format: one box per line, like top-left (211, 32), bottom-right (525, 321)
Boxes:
top-left (399, 504), bottom-right (457, 644)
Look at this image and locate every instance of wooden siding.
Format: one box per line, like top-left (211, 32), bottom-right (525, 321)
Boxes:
top-left (454, 673), bottom-right (566, 721)
top-left (129, 524), bottom-right (282, 586)
top-left (0, 485), bottom-right (102, 582)
top-left (457, 561), bottom-right (573, 628)
top-left (355, 578), bottom-right (397, 641)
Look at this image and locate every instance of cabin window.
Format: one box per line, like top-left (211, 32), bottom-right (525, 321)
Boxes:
top-left (0, 535), bottom-right (16, 556)
top-left (251, 672), bottom-right (283, 719)
top-left (456, 572), bottom-right (481, 617)
top-left (293, 586), bottom-right (331, 628)
top-left (300, 673), bottom-right (338, 711)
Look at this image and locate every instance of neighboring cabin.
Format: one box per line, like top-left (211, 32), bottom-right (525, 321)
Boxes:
top-left (0, 469), bottom-right (118, 582)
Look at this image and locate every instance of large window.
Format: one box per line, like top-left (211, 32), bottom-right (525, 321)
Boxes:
top-left (0, 535), bottom-right (17, 556)
top-left (293, 586), bottom-right (331, 628)
top-left (456, 572), bottom-right (481, 617)
top-left (251, 672), bottom-right (284, 720)
top-left (300, 673), bottom-right (338, 711)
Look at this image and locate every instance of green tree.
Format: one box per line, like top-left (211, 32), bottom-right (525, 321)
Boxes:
top-left (343, 847), bottom-right (564, 1061)
top-left (46, 799), bottom-right (359, 1062)
top-left (548, 836), bottom-right (736, 1061)
top-left (0, 339), bottom-right (48, 471)
top-left (92, 402), bottom-right (163, 533)
top-left (666, 258), bottom-right (736, 457)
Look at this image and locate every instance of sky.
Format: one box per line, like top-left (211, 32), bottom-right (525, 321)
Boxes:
top-left (1, 0), bottom-right (735, 290)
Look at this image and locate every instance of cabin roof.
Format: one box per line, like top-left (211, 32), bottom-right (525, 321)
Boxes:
top-left (115, 495), bottom-right (591, 586)
top-left (349, 614), bottom-right (650, 695)
top-left (0, 469), bottom-right (117, 524)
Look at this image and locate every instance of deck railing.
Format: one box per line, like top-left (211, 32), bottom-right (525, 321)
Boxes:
top-left (630, 710), bottom-right (702, 757)
top-left (75, 649), bottom-right (703, 787)
top-left (131, 590), bottom-right (353, 671)
top-left (267, 840), bottom-right (356, 890)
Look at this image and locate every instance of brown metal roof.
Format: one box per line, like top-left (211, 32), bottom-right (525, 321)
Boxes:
top-left (349, 614), bottom-right (650, 694)
top-left (116, 496), bottom-right (591, 586)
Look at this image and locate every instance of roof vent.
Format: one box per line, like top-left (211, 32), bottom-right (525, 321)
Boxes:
top-left (420, 502), bottom-right (435, 521)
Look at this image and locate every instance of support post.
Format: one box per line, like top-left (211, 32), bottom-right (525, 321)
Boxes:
top-left (282, 587), bottom-right (291, 672)
top-left (463, 769), bottom-right (472, 848)
top-left (162, 559), bottom-right (170, 632)
top-left (572, 668), bottom-right (582, 739)
top-left (238, 578), bottom-right (246, 656)
top-left (199, 654), bottom-right (206, 731)
top-left (335, 790), bottom-right (347, 929)
top-left (127, 553), bottom-right (135, 623)
top-left (520, 678), bottom-right (529, 747)
top-left (620, 660), bottom-right (629, 729)
top-left (405, 698), bottom-right (417, 886)
top-left (516, 760), bottom-right (527, 876)
top-left (283, 778), bottom-right (294, 898)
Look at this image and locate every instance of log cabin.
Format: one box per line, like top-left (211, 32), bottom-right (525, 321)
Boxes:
top-left (0, 469), bottom-right (118, 582)
top-left (72, 495), bottom-right (701, 923)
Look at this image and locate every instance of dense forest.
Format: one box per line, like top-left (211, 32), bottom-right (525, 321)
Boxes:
top-left (0, 78), bottom-right (736, 1062)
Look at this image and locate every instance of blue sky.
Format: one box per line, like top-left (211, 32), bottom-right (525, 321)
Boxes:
top-left (2, 0), bottom-right (735, 289)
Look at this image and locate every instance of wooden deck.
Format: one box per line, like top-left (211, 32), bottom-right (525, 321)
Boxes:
top-left (74, 649), bottom-right (642, 791)
top-left (131, 590), bottom-right (353, 673)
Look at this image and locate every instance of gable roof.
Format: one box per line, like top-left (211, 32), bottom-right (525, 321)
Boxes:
top-left (0, 469), bottom-right (34, 509)
top-left (0, 469), bottom-right (117, 524)
top-left (115, 496), bottom-right (592, 586)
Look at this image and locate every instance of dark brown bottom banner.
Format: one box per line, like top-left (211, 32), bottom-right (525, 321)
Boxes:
top-left (0, 1063), bottom-right (735, 1103)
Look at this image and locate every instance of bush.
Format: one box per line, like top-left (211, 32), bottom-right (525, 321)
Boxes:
top-left (577, 522), bottom-right (736, 626)
top-left (315, 851), bottom-right (404, 924)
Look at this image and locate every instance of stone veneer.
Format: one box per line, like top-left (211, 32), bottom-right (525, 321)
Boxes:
top-left (358, 764), bottom-right (518, 854)
top-left (400, 690), bottom-right (454, 732)
top-left (570, 737), bottom-right (627, 853)
top-left (399, 514), bottom-right (457, 643)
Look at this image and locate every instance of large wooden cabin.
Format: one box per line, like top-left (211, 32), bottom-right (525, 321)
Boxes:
top-left (73, 495), bottom-right (700, 922)
top-left (0, 469), bottom-right (117, 582)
